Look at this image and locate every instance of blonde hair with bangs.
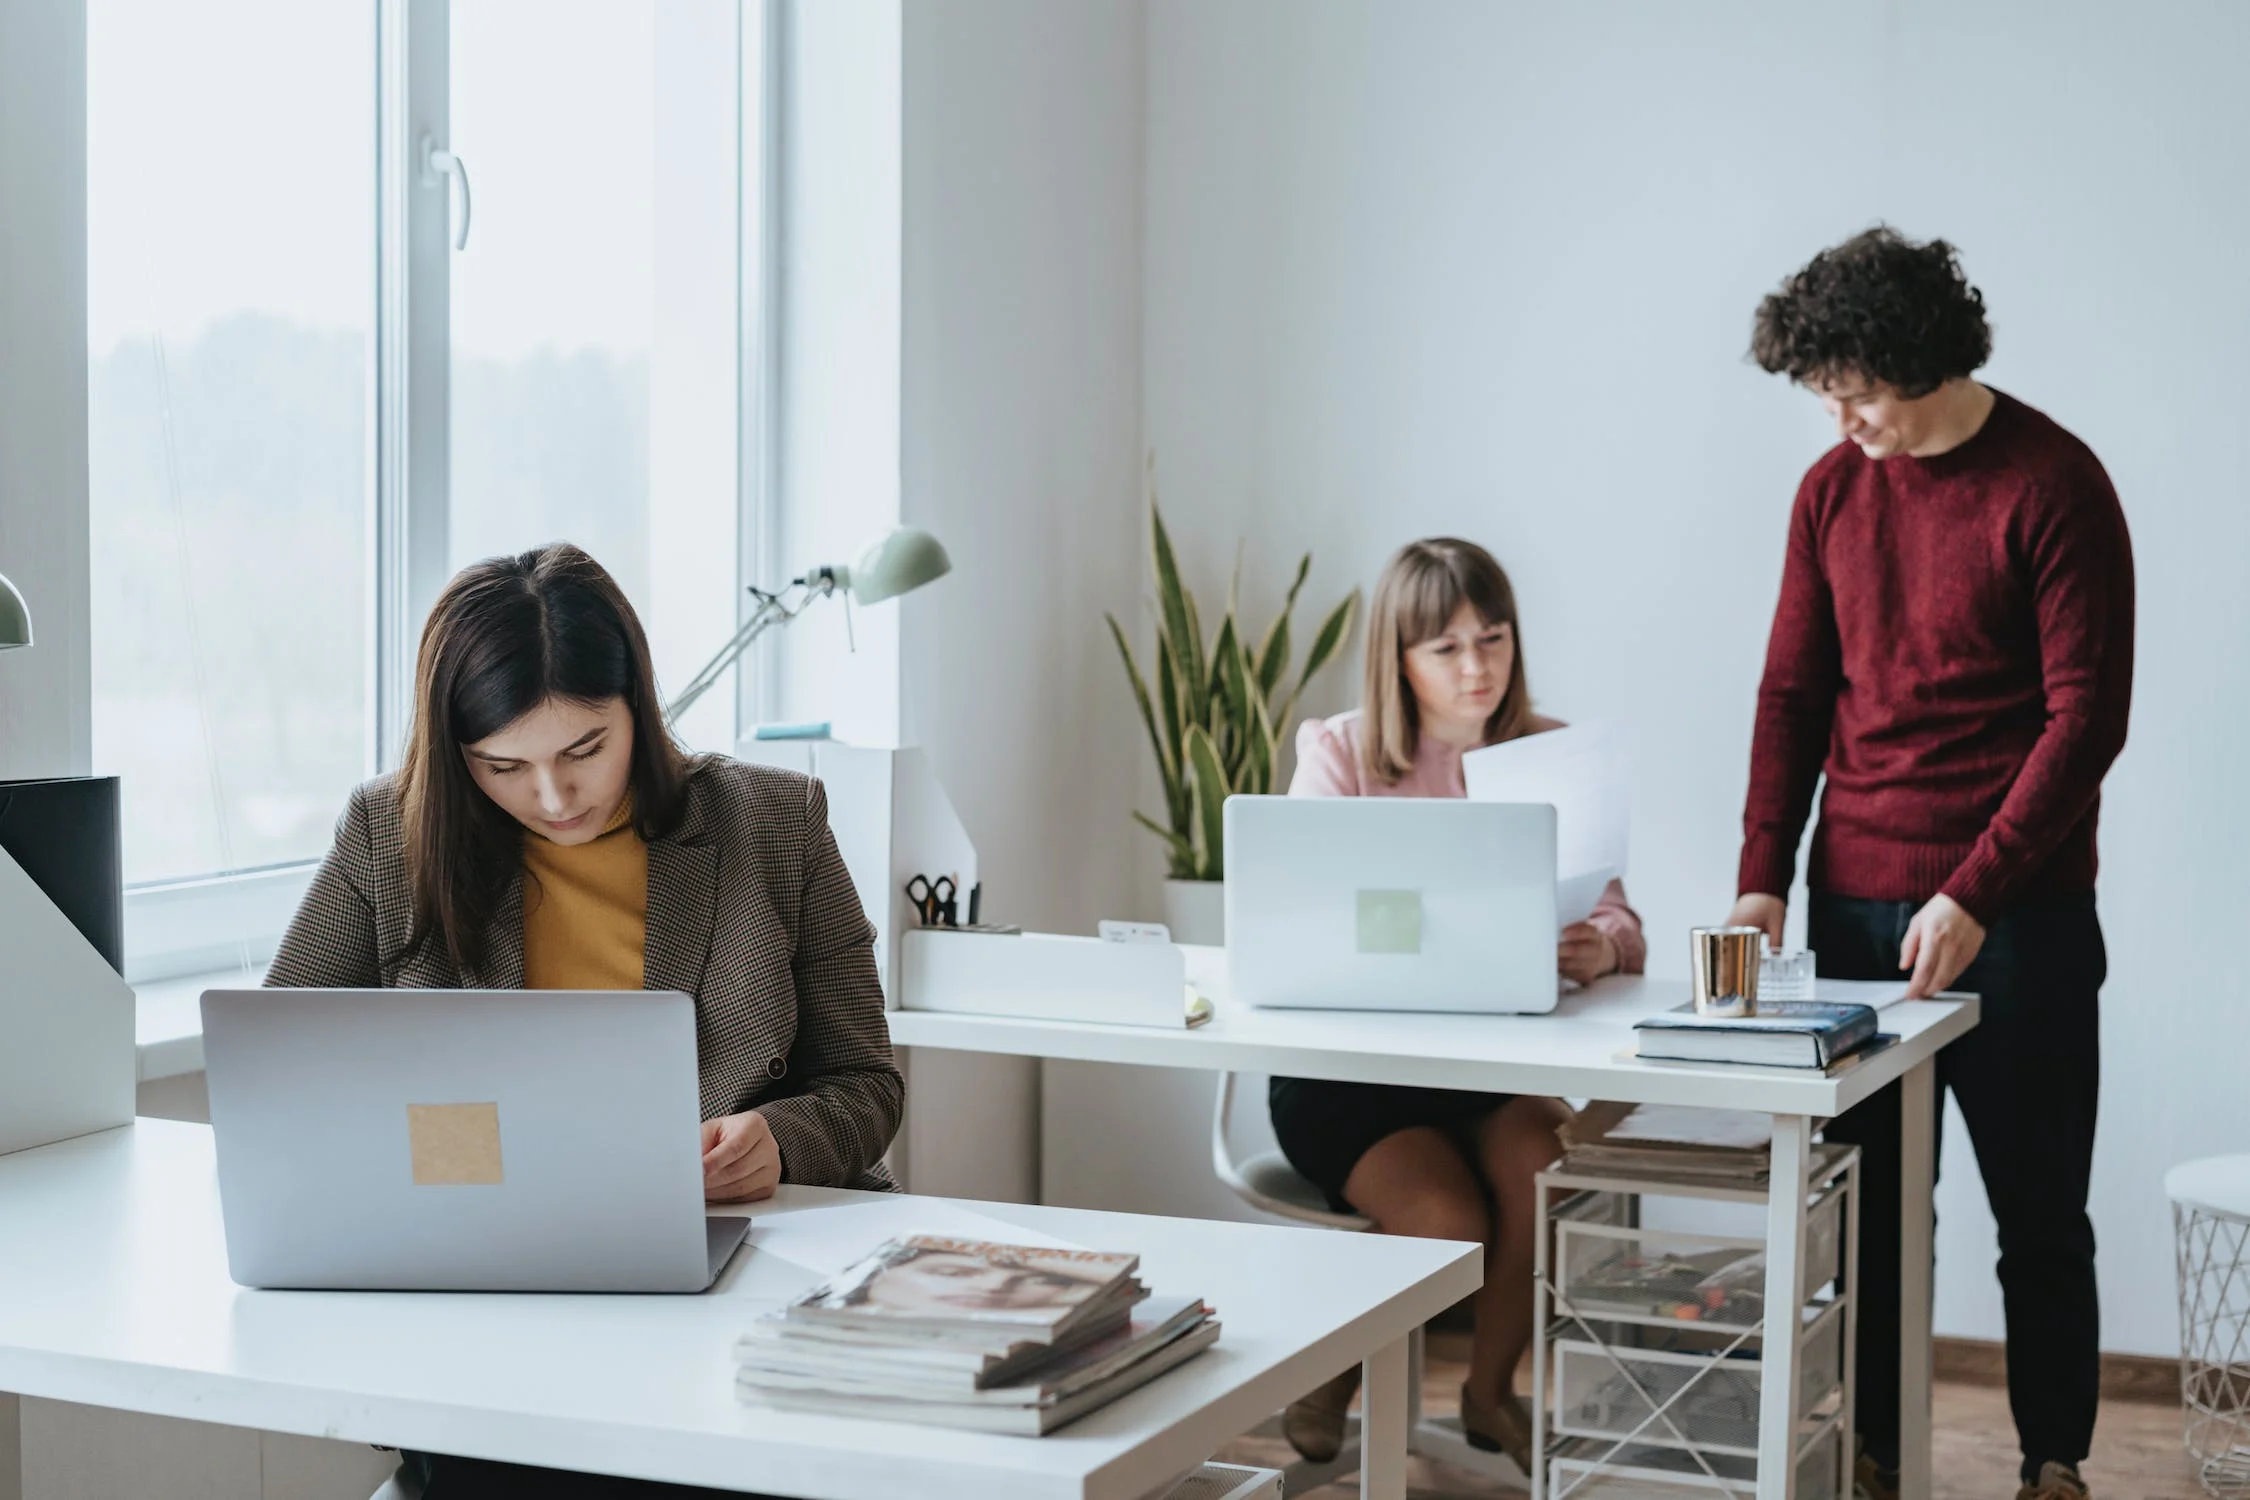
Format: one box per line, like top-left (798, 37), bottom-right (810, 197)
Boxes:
top-left (1360, 538), bottom-right (1532, 785)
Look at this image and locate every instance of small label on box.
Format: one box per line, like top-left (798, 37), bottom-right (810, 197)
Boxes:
top-left (1098, 920), bottom-right (1172, 945)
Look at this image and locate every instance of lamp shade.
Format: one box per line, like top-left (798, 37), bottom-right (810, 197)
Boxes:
top-left (0, 573), bottom-right (30, 650)
top-left (841, 526), bottom-right (951, 605)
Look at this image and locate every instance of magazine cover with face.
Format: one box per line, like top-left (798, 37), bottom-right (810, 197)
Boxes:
top-left (787, 1236), bottom-right (1142, 1333)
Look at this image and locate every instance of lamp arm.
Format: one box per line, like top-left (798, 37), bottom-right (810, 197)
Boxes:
top-left (664, 589), bottom-right (792, 723)
top-left (663, 570), bottom-right (848, 724)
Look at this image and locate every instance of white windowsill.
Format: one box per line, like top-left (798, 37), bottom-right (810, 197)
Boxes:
top-left (136, 967), bottom-right (262, 1082)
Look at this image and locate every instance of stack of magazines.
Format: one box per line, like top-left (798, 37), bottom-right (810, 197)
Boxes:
top-left (1558, 1102), bottom-right (1774, 1184)
top-left (735, 1235), bottom-right (1220, 1434)
top-left (1566, 1241), bottom-right (1769, 1324)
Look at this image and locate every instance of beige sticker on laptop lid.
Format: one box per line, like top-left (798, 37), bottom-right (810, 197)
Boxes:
top-left (1356, 889), bottom-right (1423, 954)
top-left (407, 1102), bottom-right (503, 1185)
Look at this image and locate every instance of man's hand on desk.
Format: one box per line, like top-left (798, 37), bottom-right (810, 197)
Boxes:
top-left (1900, 893), bottom-right (1985, 999)
top-left (1558, 923), bottom-right (1621, 984)
top-left (702, 1110), bottom-right (781, 1203)
top-left (1727, 892), bottom-right (1787, 951)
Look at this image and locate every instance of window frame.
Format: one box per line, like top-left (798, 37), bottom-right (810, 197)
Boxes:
top-left (115, 0), bottom-right (781, 983)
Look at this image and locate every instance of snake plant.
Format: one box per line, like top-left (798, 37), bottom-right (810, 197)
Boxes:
top-left (1107, 500), bottom-right (1360, 881)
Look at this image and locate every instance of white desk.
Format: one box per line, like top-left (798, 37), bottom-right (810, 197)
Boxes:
top-left (0, 1120), bottom-right (1478, 1500)
top-left (889, 962), bottom-right (1978, 1500)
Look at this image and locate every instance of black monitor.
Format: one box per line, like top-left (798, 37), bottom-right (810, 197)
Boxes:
top-left (0, 776), bottom-right (124, 976)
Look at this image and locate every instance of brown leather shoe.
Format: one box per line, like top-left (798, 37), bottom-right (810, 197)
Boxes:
top-left (1281, 1365), bottom-right (1361, 1464)
top-left (1459, 1383), bottom-right (1534, 1472)
top-left (1853, 1450), bottom-right (1899, 1500)
top-left (2017, 1462), bottom-right (2090, 1500)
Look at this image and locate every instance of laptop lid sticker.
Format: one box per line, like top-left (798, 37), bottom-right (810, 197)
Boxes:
top-left (1355, 889), bottom-right (1423, 955)
top-left (407, 1102), bottom-right (504, 1185)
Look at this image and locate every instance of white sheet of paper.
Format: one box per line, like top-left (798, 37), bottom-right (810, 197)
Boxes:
top-left (744, 1197), bottom-right (1085, 1277)
top-left (1553, 870), bottom-right (1613, 930)
top-left (1461, 722), bottom-right (1631, 926)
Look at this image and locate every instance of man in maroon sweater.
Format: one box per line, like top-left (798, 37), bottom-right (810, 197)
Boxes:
top-left (1729, 229), bottom-right (2133, 1500)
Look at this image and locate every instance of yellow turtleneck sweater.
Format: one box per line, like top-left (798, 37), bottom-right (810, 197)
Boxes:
top-left (521, 794), bottom-right (648, 991)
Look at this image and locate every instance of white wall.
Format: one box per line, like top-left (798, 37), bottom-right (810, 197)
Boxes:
top-left (1141, 0), bottom-right (2250, 1356)
top-left (896, 0), bottom-right (1149, 1203)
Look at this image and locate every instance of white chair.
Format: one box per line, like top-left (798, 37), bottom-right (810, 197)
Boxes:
top-left (1210, 1071), bottom-right (1375, 1492)
top-left (1210, 1072), bottom-right (1522, 1494)
top-left (1210, 1071), bottom-right (1374, 1232)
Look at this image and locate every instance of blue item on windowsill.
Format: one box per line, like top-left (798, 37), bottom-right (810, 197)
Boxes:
top-left (751, 721), bottom-right (832, 741)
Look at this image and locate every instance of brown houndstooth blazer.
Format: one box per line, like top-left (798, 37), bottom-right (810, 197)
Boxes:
top-left (264, 756), bottom-right (902, 1190)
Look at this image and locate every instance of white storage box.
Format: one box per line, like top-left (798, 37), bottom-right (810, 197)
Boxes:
top-left (1555, 1186), bottom-right (1844, 1329)
top-left (1550, 1301), bottom-right (1845, 1455)
top-left (1154, 1463), bottom-right (1284, 1500)
top-left (1547, 1424), bottom-right (1843, 1500)
top-left (899, 928), bottom-right (1192, 1028)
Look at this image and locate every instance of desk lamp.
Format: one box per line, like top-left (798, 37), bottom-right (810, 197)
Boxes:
top-left (0, 574), bottom-right (31, 649)
top-left (665, 525), bottom-right (950, 722)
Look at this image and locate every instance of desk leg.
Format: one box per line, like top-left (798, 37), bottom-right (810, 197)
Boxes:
top-left (1361, 1334), bottom-right (1410, 1500)
top-left (1899, 1059), bottom-right (1937, 1500)
top-left (1757, 1114), bottom-right (1811, 1500)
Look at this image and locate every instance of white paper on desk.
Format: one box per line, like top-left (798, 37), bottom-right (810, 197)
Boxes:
top-left (746, 1198), bottom-right (1085, 1277)
top-left (1462, 722), bottom-right (1630, 927)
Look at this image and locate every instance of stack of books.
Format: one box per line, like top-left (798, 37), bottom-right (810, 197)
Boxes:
top-left (1633, 998), bottom-right (1882, 1069)
top-left (734, 1235), bottom-right (1220, 1434)
top-left (1558, 1101), bottom-right (1775, 1184)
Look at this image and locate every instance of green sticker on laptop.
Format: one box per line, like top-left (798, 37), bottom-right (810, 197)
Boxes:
top-left (1356, 889), bottom-right (1423, 954)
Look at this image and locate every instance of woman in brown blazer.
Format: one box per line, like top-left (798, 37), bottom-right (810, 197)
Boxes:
top-left (268, 543), bottom-right (900, 1498)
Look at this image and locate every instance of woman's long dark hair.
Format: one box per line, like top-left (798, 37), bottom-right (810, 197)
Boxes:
top-left (396, 543), bottom-right (688, 974)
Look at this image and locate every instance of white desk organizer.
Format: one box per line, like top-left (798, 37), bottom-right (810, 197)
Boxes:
top-left (1531, 1144), bottom-right (1860, 1500)
top-left (0, 845), bottom-right (135, 1156)
top-left (739, 736), bottom-right (1195, 1029)
top-left (899, 928), bottom-right (1191, 1029)
top-left (735, 738), bottom-right (976, 1009)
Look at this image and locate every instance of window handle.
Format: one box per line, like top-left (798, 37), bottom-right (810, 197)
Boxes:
top-left (421, 136), bottom-right (472, 251)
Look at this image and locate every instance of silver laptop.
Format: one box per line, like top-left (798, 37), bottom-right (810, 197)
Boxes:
top-left (201, 988), bottom-right (750, 1293)
top-left (1223, 796), bottom-right (1561, 1014)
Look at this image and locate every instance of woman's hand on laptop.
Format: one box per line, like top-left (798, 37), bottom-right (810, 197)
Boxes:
top-left (1557, 922), bottom-right (1621, 985)
top-left (702, 1111), bottom-right (782, 1203)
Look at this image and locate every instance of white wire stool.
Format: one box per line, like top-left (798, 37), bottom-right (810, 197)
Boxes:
top-left (2168, 1156), bottom-right (2250, 1499)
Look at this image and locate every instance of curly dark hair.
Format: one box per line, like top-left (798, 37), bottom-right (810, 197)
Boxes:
top-left (1750, 226), bottom-right (1991, 398)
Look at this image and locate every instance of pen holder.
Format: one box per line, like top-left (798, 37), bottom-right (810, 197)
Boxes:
top-left (1689, 926), bottom-right (1764, 1018)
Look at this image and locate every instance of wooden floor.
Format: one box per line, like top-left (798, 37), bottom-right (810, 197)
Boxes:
top-left (1212, 1335), bottom-right (2210, 1499)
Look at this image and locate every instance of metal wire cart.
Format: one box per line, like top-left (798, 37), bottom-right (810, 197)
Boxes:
top-left (1532, 1143), bottom-right (1861, 1500)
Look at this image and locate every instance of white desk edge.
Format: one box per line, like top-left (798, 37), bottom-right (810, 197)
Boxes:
top-left (0, 1120), bottom-right (1482, 1500)
top-left (888, 972), bottom-right (1978, 1121)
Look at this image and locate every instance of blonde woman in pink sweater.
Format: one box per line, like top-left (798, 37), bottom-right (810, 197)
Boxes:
top-left (1274, 537), bottom-right (1645, 1470)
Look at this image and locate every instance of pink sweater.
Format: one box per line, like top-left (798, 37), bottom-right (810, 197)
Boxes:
top-left (1289, 709), bottom-right (1648, 975)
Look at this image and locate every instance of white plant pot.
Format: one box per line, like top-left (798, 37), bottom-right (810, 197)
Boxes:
top-left (1162, 878), bottom-right (1226, 946)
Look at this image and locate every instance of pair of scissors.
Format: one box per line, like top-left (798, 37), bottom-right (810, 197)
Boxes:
top-left (905, 874), bottom-right (958, 927)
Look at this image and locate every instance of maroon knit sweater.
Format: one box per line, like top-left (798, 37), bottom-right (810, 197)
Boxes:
top-left (1737, 389), bottom-right (2135, 922)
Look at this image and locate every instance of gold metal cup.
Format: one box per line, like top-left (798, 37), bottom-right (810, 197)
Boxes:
top-left (1689, 926), bottom-right (1765, 1018)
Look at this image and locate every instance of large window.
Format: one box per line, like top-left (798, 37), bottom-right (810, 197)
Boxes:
top-left (87, 0), bottom-right (377, 890)
top-left (88, 0), bottom-right (773, 980)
